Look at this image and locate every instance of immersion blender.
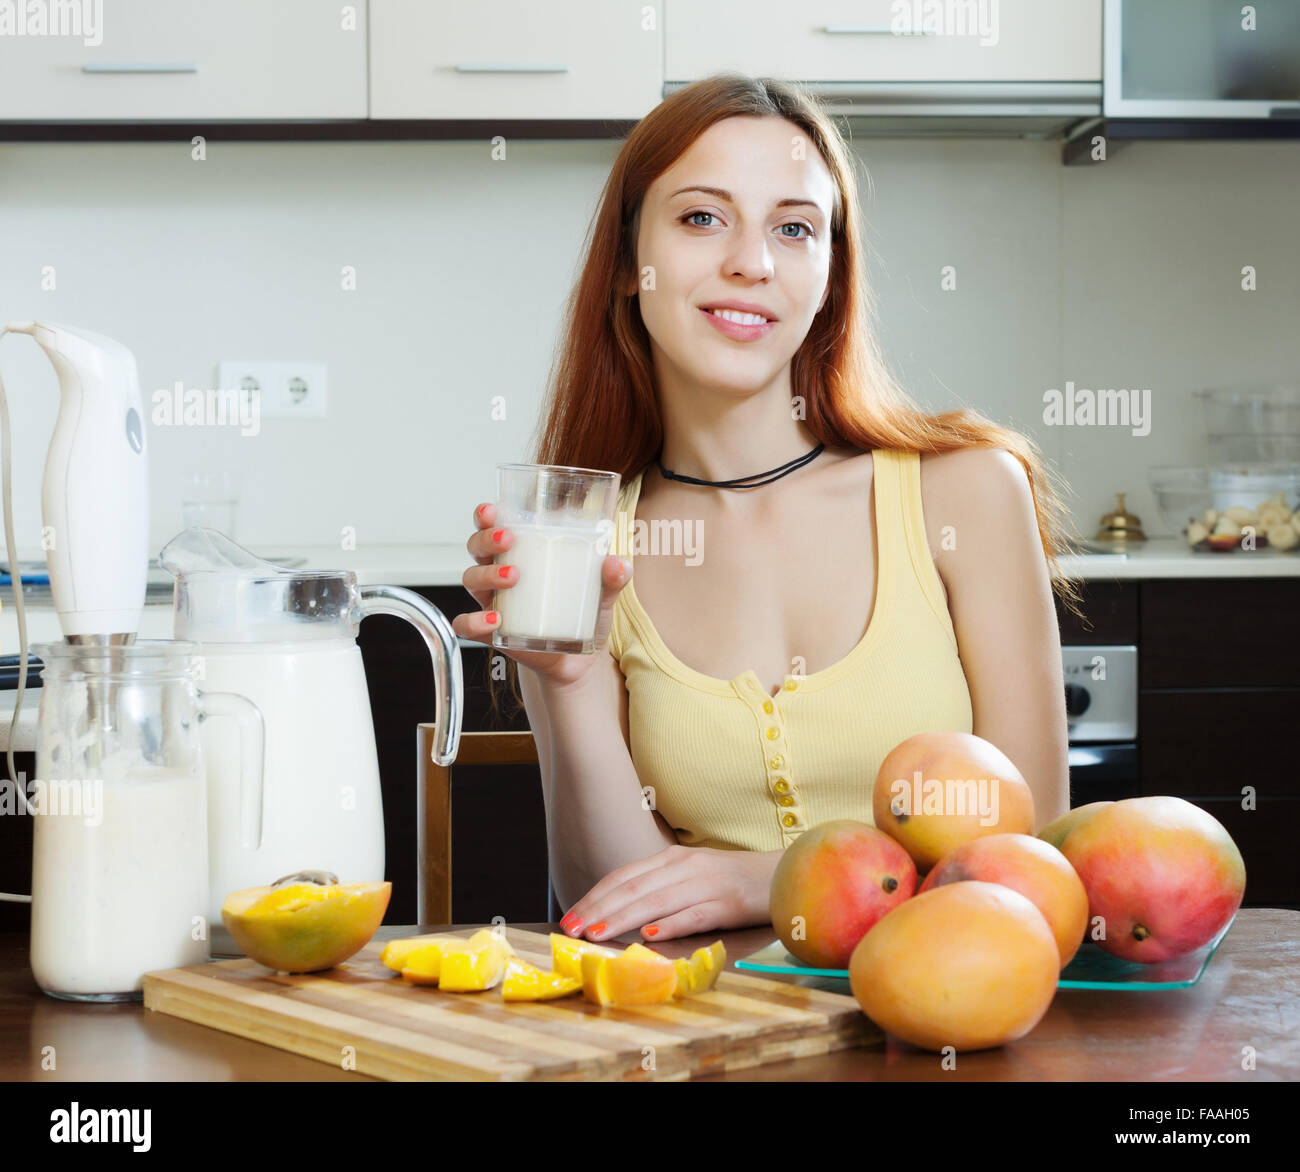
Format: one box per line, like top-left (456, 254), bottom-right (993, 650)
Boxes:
top-left (0, 320), bottom-right (149, 902)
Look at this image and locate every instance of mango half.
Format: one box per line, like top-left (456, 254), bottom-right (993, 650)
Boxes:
top-left (221, 880), bottom-right (391, 973)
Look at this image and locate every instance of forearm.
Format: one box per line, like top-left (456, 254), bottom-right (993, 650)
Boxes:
top-left (519, 661), bottom-right (674, 907)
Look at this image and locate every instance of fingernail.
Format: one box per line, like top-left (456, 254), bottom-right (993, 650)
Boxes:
top-left (588, 921), bottom-right (607, 938)
top-left (497, 565), bottom-right (511, 579)
top-left (485, 611), bottom-right (499, 625)
top-left (560, 912), bottom-right (574, 928)
top-left (620, 558), bottom-right (630, 577)
top-left (643, 925), bottom-right (659, 937)
top-left (476, 504), bottom-right (486, 517)
top-left (492, 529), bottom-right (505, 542)
top-left (567, 918), bottom-right (584, 935)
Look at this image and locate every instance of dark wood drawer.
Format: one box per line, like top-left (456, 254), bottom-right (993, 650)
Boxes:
top-left (1181, 797), bottom-right (1300, 908)
top-left (1140, 579), bottom-right (1300, 688)
top-left (1056, 580), bottom-right (1137, 645)
top-left (1140, 689), bottom-right (1300, 797)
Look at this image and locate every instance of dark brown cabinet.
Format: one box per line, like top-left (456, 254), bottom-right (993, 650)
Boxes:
top-left (1056, 577), bottom-right (1299, 909)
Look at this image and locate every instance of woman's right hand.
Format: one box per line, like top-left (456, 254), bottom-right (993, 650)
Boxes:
top-left (454, 501), bottom-right (631, 687)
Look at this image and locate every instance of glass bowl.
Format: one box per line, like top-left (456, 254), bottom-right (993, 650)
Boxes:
top-left (1148, 465), bottom-right (1300, 551)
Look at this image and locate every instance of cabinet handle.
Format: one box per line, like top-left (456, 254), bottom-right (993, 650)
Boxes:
top-left (453, 62), bottom-right (569, 73)
top-left (81, 63), bottom-right (199, 74)
top-left (822, 25), bottom-right (933, 36)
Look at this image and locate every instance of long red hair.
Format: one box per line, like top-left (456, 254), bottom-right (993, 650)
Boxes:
top-left (533, 72), bottom-right (1081, 603)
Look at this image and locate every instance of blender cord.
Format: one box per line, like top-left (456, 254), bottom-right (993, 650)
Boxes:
top-left (0, 326), bottom-right (36, 902)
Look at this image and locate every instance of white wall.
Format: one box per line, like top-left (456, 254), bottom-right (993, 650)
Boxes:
top-left (0, 134), bottom-right (1296, 557)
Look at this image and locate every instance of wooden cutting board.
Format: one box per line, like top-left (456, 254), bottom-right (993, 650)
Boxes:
top-left (142, 928), bottom-right (879, 1080)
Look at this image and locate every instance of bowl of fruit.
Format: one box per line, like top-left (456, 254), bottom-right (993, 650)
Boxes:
top-left (1149, 464), bottom-right (1300, 551)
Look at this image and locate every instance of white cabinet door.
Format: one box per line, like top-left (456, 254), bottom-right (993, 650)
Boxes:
top-left (666, 0), bottom-right (1101, 83)
top-left (0, 0), bottom-right (367, 120)
top-left (370, 0), bottom-right (663, 119)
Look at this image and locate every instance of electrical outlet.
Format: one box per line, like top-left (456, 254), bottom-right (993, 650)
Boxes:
top-left (218, 361), bottom-right (328, 420)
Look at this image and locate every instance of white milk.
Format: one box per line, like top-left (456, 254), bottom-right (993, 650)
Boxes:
top-left (495, 521), bottom-right (609, 644)
top-left (197, 639), bottom-right (386, 939)
top-left (30, 766), bottom-right (209, 998)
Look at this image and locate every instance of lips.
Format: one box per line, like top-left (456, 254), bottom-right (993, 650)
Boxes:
top-left (699, 301), bottom-right (778, 322)
top-left (698, 306), bottom-right (778, 341)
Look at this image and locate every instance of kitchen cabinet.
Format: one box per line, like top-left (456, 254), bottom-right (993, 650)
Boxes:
top-left (1059, 577), bottom-right (1299, 908)
top-left (0, 0), bottom-right (367, 120)
top-left (369, 0), bottom-right (663, 120)
top-left (665, 0), bottom-right (1101, 84)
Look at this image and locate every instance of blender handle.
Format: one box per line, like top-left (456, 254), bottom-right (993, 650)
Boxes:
top-left (358, 585), bottom-right (463, 767)
top-left (196, 689), bottom-right (266, 851)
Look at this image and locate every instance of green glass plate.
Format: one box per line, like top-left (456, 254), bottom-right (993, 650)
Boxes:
top-left (735, 913), bottom-right (1236, 991)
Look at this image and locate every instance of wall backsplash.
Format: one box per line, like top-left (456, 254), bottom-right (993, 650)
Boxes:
top-left (1, 135), bottom-right (1295, 555)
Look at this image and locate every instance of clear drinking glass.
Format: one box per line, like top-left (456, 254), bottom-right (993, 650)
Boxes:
top-left (181, 470), bottom-right (239, 539)
top-left (491, 463), bottom-right (621, 655)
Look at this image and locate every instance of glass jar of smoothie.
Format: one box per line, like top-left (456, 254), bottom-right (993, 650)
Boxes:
top-left (28, 640), bottom-right (263, 1002)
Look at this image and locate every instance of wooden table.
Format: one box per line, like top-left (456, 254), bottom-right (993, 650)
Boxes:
top-left (2, 910), bottom-right (1296, 1081)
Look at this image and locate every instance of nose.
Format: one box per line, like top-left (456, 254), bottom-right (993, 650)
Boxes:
top-left (723, 226), bottom-right (775, 282)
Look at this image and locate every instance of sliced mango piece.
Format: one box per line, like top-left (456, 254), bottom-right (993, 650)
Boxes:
top-left (672, 956), bottom-right (696, 999)
top-left (398, 941), bottom-right (454, 985)
top-left (579, 950), bottom-right (615, 1006)
top-left (581, 944), bottom-right (678, 1007)
top-left (439, 937), bottom-right (509, 992)
top-left (501, 956), bottom-right (582, 1001)
top-left (550, 932), bottom-right (618, 980)
top-left (468, 927), bottom-right (514, 956)
top-left (689, 941), bottom-right (727, 993)
top-left (220, 879), bottom-right (391, 974)
top-left (381, 937), bottom-right (437, 973)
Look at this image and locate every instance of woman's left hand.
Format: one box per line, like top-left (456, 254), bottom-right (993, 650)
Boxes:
top-left (559, 845), bottom-right (783, 944)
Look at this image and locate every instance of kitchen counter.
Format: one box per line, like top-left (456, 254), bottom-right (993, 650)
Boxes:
top-left (135, 539), bottom-right (1295, 585)
top-left (1, 910), bottom-right (1295, 1081)
top-left (208, 540), bottom-right (1298, 583)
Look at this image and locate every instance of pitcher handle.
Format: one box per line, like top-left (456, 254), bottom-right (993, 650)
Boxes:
top-left (358, 584), bottom-right (463, 767)
top-left (197, 690), bottom-right (266, 851)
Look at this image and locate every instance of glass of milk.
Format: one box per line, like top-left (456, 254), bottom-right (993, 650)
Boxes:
top-left (28, 641), bottom-right (264, 1001)
top-left (492, 463), bottom-right (621, 655)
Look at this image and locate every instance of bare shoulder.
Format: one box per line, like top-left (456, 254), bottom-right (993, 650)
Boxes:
top-left (918, 447), bottom-right (1038, 568)
top-left (919, 446), bottom-right (1030, 503)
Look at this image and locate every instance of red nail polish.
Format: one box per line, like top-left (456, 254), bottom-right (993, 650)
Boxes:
top-left (491, 529), bottom-right (505, 543)
top-left (560, 913), bottom-right (574, 928)
top-left (567, 918), bottom-right (584, 934)
top-left (497, 565), bottom-right (511, 579)
top-left (644, 925), bottom-right (659, 937)
top-left (589, 922), bottom-right (607, 937)
top-left (485, 611), bottom-right (499, 625)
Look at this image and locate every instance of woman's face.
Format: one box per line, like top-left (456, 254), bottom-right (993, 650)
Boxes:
top-left (633, 115), bottom-right (836, 400)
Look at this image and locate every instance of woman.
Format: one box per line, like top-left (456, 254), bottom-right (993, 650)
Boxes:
top-left (455, 74), bottom-right (1076, 946)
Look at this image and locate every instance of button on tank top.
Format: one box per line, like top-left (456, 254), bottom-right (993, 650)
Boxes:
top-left (608, 448), bottom-right (974, 852)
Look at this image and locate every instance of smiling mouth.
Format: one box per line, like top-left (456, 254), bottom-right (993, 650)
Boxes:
top-left (702, 307), bottom-right (773, 325)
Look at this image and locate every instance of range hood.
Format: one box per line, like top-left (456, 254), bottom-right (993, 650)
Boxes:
top-left (664, 80), bottom-right (1102, 139)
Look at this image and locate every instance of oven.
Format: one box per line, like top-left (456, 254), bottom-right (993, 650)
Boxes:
top-left (1063, 644), bottom-right (1140, 805)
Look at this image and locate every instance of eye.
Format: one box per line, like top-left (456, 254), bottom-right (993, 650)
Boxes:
top-left (779, 222), bottom-right (814, 240)
top-left (681, 211), bottom-right (720, 228)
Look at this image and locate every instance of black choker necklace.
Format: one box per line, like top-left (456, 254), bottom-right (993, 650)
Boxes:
top-left (656, 442), bottom-right (825, 489)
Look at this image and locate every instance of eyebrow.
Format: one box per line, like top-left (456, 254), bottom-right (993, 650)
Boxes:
top-left (668, 185), bottom-right (825, 216)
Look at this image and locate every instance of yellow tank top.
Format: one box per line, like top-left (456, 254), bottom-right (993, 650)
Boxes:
top-left (608, 447), bottom-right (973, 852)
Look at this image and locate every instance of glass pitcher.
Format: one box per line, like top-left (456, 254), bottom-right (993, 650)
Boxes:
top-left (28, 640), bottom-right (264, 1001)
top-left (157, 527), bottom-right (463, 943)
